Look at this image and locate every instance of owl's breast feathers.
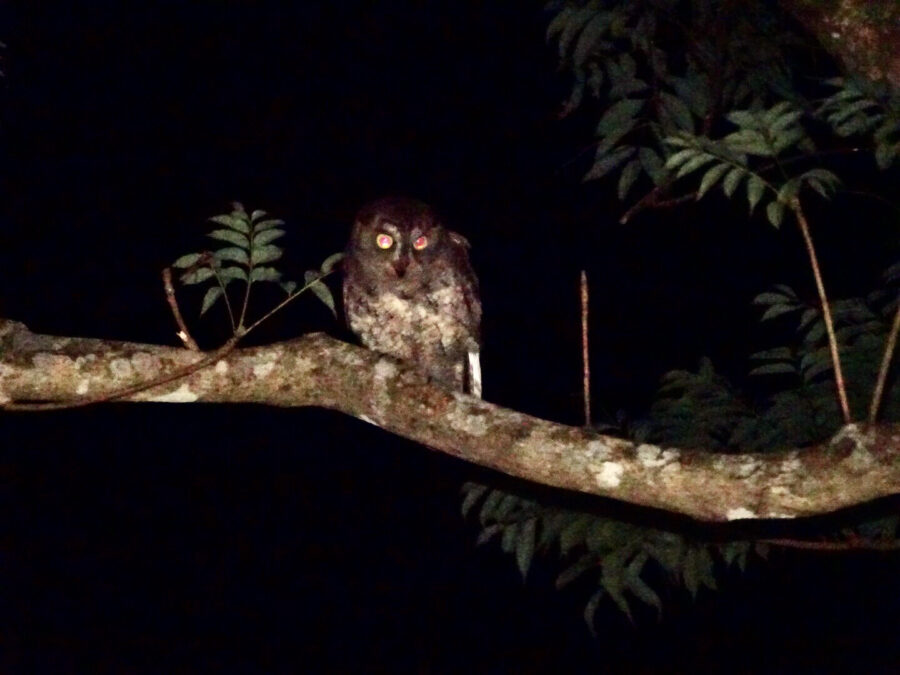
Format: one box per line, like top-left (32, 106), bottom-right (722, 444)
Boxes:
top-left (343, 268), bottom-right (480, 392)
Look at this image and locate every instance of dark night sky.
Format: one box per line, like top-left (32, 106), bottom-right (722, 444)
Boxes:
top-left (1, 1), bottom-right (900, 672)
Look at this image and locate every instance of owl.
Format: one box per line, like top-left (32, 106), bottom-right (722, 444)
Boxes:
top-left (343, 196), bottom-right (482, 397)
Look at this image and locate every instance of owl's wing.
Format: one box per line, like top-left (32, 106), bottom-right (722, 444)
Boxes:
top-left (447, 231), bottom-right (482, 398)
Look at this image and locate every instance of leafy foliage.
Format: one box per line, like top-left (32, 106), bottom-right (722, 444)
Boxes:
top-left (172, 202), bottom-right (341, 336)
top-left (463, 1), bottom-right (900, 628)
top-left (462, 480), bottom-right (763, 627)
top-left (545, 0), bottom-right (897, 223)
top-left (818, 77), bottom-right (900, 169)
top-left (465, 259), bottom-right (900, 625)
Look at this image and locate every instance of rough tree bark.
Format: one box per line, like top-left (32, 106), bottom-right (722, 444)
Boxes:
top-left (2, 318), bottom-right (898, 523)
top-left (779, 0), bottom-right (900, 91)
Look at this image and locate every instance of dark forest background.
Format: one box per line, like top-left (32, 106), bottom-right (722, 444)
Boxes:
top-left (1, 1), bottom-right (899, 672)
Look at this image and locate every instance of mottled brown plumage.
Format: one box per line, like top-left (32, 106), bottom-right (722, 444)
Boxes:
top-left (343, 197), bottom-right (482, 396)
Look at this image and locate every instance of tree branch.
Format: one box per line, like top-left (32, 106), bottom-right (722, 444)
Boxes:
top-left (2, 318), bottom-right (899, 523)
top-left (779, 0), bottom-right (900, 92)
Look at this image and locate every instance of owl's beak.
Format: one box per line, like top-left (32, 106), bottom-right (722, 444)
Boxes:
top-left (392, 257), bottom-right (409, 278)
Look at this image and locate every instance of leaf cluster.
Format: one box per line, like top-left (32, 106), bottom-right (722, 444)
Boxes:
top-left (172, 203), bottom-right (341, 336)
top-left (465, 264), bottom-right (900, 624)
top-left (818, 77), bottom-right (900, 169)
top-left (547, 0), bottom-right (806, 200)
top-left (461, 481), bottom-right (761, 628)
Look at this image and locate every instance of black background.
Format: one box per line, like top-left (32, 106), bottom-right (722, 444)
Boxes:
top-left (1, 1), bottom-right (899, 672)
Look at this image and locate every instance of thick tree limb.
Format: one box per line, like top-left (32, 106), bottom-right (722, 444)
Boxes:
top-left (779, 0), bottom-right (900, 91)
top-left (2, 318), bottom-right (899, 522)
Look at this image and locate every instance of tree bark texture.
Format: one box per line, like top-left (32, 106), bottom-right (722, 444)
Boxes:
top-left (780, 0), bottom-right (900, 91)
top-left (2, 318), bottom-right (898, 523)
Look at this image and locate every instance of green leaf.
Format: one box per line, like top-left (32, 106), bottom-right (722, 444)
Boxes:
top-left (766, 200), bottom-right (785, 228)
top-left (776, 178), bottom-right (801, 204)
top-left (725, 128), bottom-right (772, 156)
top-left (659, 91), bottom-right (694, 132)
top-left (180, 267), bottom-right (215, 285)
top-left (479, 489), bottom-right (503, 524)
top-left (281, 281), bottom-right (298, 295)
top-left (664, 148), bottom-right (698, 170)
top-left (320, 252), bottom-right (346, 274)
top-left (875, 141), bottom-right (897, 169)
top-left (250, 209), bottom-right (268, 222)
top-left (676, 152), bottom-right (716, 179)
top-left (305, 271), bottom-right (337, 318)
top-left (500, 522), bottom-right (520, 554)
top-left (249, 266), bottom-right (282, 282)
top-left (200, 286), bottom-right (223, 316)
top-left (726, 109), bottom-right (761, 129)
top-left (461, 483), bottom-right (489, 518)
top-left (697, 162), bottom-right (731, 199)
top-left (746, 175), bottom-right (765, 214)
top-left (583, 146), bottom-right (635, 181)
top-left (770, 109), bottom-right (802, 133)
top-left (556, 553), bottom-right (598, 589)
top-left (476, 524), bottom-right (502, 546)
top-left (617, 158), bottom-right (642, 200)
top-left (516, 518), bottom-right (537, 580)
top-left (638, 147), bottom-right (666, 185)
top-left (208, 229), bottom-right (250, 248)
top-left (172, 252), bottom-right (202, 268)
top-left (251, 245), bottom-right (283, 266)
top-left (748, 363), bottom-right (796, 376)
top-left (559, 513), bottom-right (594, 554)
top-left (209, 214), bottom-right (250, 234)
top-left (215, 247), bottom-right (250, 265)
top-left (750, 347), bottom-right (793, 360)
top-left (252, 228), bottom-right (286, 246)
top-left (595, 98), bottom-right (644, 137)
top-left (219, 266), bottom-right (248, 283)
top-left (583, 588), bottom-right (605, 637)
top-left (253, 218), bottom-right (286, 232)
top-left (760, 302), bottom-right (799, 321)
top-left (722, 167), bottom-right (747, 198)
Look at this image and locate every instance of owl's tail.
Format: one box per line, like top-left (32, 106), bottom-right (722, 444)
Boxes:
top-left (467, 351), bottom-right (482, 399)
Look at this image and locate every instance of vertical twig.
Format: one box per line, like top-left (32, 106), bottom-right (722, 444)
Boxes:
top-left (162, 268), bottom-right (200, 351)
top-left (869, 299), bottom-right (900, 425)
top-left (581, 270), bottom-right (591, 427)
top-left (792, 199), bottom-right (851, 424)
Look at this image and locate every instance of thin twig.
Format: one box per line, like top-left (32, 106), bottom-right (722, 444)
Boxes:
top-left (761, 536), bottom-right (900, 552)
top-left (162, 267), bottom-right (200, 351)
top-left (581, 270), bottom-right (591, 427)
top-left (869, 298), bottom-right (900, 425)
top-left (5, 336), bottom-right (240, 411)
top-left (792, 199), bottom-right (851, 424)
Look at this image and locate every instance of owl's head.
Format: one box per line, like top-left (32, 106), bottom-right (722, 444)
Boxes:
top-left (347, 196), bottom-right (466, 285)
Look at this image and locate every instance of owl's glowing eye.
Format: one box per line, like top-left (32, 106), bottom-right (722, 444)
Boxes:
top-left (412, 235), bottom-right (428, 250)
top-left (375, 233), bottom-right (394, 249)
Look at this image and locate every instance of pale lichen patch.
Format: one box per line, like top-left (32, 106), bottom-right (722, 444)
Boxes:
top-left (130, 352), bottom-right (157, 377)
top-left (714, 455), bottom-right (761, 479)
top-left (148, 383), bottom-right (199, 402)
top-left (637, 444), bottom-right (679, 468)
top-left (214, 360), bottom-right (229, 375)
top-left (374, 359), bottom-right (398, 382)
top-left (594, 461), bottom-right (623, 489)
top-left (253, 361), bottom-right (276, 379)
top-left (726, 507), bottom-right (757, 521)
top-left (110, 358), bottom-right (133, 379)
top-left (586, 439), bottom-right (614, 462)
top-left (74, 354), bottom-right (98, 369)
top-left (76, 379), bottom-right (90, 395)
top-left (448, 396), bottom-right (490, 436)
top-left (33, 353), bottom-right (75, 372)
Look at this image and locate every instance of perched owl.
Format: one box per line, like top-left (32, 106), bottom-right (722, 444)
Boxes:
top-left (343, 196), bottom-right (482, 397)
